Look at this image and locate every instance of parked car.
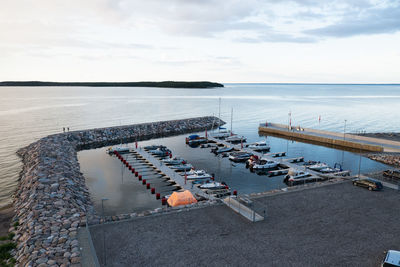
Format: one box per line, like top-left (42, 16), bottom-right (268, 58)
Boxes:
top-left (381, 250), bottom-right (400, 267)
top-left (352, 178), bottom-right (383, 191)
top-left (383, 169), bottom-right (400, 179)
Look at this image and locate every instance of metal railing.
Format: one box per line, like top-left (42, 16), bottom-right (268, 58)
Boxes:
top-left (85, 218), bottom-right (101, 267)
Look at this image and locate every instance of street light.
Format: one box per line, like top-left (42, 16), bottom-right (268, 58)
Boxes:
top-left (101, 198), bottom-right (108, 266)
top-left (358, 148), bottom-right (362, 178)
top-left (343, 120), bottom-right (347, 140)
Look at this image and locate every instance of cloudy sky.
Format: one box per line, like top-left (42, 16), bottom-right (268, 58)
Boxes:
top-left (1, 0), bottom-right (399, 83)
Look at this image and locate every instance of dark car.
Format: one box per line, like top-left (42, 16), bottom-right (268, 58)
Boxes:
top-left (383, 169), bottom-right (400, 179)
top-left (352, 178), bottom-right (383, 191)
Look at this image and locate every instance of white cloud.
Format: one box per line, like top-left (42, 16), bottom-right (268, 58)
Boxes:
top-left (0, 0), bottom-right (399, 82)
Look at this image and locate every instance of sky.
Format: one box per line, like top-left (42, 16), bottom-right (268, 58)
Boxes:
top-left (1, 0), bottom-right (400, 83)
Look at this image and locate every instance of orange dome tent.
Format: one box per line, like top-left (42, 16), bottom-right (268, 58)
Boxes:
top-left (167, 190), bottom-right (198, 207)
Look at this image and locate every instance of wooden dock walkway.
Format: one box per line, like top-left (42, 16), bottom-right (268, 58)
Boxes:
top-left (133, 147), bottom-right (215, 200)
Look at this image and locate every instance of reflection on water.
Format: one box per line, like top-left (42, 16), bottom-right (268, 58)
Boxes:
top-left (1, 83), bottom-right (399, 208)
top-left (78, 147), bottom-right (163, 216)
top-left (79, 131), bottom-right (389, 215)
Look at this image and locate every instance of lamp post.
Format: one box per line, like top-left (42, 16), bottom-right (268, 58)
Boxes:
top-left (101, 198), bottom-right (108, 266)
top-left (343, 120), bottom-right (347, 140)
top-left (358, 148), bottom-right (362, 178)
top-left (356, 129), bottom-right (363, 178)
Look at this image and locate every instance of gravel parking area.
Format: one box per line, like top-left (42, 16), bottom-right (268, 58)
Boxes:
top-left (90, 182), bottom-right (400, 266)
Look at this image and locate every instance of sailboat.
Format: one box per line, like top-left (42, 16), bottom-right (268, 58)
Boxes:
top-left (211, 98), bottom-right (232, 138)
top-left (225, 108), bottom-right (246, 142)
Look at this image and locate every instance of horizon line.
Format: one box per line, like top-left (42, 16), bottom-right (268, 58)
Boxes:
top-left (1, 80), bottom-right (400, 86)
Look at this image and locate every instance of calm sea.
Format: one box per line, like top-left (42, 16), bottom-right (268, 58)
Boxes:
top-left (1, 83), bottom-right (400, 208)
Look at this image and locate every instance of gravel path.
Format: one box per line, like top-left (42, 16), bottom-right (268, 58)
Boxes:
top-left (90, 181), bottom-right (400, 267)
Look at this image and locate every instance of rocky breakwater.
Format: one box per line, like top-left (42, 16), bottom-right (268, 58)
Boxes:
top-left (12, 116), bottom-right (223, 266)
top-left (368, 153), bottom-right (400, 167)
top-left (73, 116), bottom-right (223, 150)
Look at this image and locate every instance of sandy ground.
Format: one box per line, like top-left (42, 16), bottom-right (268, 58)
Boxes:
top-left (89, 181), bottom-right (400, 267)
top-left (0, 205), bottom-right (13, 237)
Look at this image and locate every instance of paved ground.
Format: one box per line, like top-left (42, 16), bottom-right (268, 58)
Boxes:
top-left (90, 182), bottom-right (400, 267)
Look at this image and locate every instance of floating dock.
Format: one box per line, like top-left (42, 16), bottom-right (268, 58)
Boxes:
top-left (207, 136), bottom-right (322, 179)
top-left (133, 147), bottom-right (216, 200)
top-left (259, 123), bottom-right (400, 153)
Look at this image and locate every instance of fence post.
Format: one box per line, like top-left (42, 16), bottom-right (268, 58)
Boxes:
top-left (238, 197), bottom-right (241, 215)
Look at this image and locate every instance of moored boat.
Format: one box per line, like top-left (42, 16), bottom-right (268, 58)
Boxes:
top-left (211, 146), bottom-right (233, 154)
top-left (229, 152), bottom-right (253, 162)
top-left (107, 146), bottom-right (130, 154)
top-left (283, 169), bottom-right (313, 185)
top-left (186, 134), bottom-right (208, 146)
top-left (251, 159), bottom-right (279, 170)
top-left (211, 130), bottom-right (232, 139)
top-left (225, 135), bottom-right (247, 143)
top-left (144, 145), bottom-right (167, 150)
top-left (170, 164), bottom-right (193, 171)
top-left (246, 141), bottom-right (270, 152)
top-left (162, 157), bottom-right (186, 165)
top-left (307, 162), bottom-right (328, 171)
top-left (199, 181), bottom-right (227, 190)
top-left (149, 147), bottom-right (171, 156)
top-left (186, 170), bottom-right (213, 180)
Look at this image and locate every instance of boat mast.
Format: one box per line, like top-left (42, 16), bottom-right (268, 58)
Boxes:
top-left (218, 97), bottom-right (221, 132)
top-left (230, 107), bottom-right (233, 134)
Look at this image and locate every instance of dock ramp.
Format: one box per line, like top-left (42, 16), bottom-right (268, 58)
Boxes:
top-left (223, 196), bottom-right (264, 222)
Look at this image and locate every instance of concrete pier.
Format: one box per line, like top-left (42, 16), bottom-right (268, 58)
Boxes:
top-left (259, 123), bottom-right (400, 152)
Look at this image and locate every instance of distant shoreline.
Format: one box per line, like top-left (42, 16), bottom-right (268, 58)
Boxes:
top-left (0, 81), bottom-right (224, 88)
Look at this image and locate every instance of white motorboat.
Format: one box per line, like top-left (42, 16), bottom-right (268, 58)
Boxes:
top-left (144, 145), bottom-right (166, 150)
top-left (225, 135), bottom-right (247, 143)
top-left (246, 141), bottom-right (270, 152)
top-left (149, 147), bottom-right (171, 156)
top-left (307, 162), bottom-right (329, 171)
top-left (107, 146), bottom-right (130, 154)
top-left (184, 170), bottom-right (213, 180)
top-left (284, 169), bottom-right (312, 184)
top-left (252, 159), bottom-right (279, 170)
top-left (199, 182), bottom-right (227, 190)
top-left (212, 146), bottom-right (233, 154)
top-left (319, 167), bottom-right (340, 173)
top-left (162, 157), bottom-right (185, 165)
top-left (229, 152), bottom-right (253, 162)
top-left (170, 164), bottom-right (193, 171)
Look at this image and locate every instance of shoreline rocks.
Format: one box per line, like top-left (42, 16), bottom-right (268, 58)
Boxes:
top-left (12, 116), bottom-right (224, 266)
top-left (367, 152), bottom-right (400, 167)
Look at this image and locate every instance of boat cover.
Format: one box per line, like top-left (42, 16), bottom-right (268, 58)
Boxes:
top-left (188, 135), bottom-right (200, 140)
top-left (167, 190), bottom-right (198, 207)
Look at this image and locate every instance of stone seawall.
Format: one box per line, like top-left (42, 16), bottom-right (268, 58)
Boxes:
top-left (13, 116), bottom-right (223, 267)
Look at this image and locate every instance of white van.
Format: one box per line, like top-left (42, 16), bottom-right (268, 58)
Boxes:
top-left (382, 250), bottom-right (400, 267)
